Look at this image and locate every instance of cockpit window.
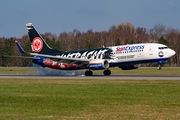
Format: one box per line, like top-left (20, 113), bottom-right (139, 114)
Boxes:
top-left (158, 47), bottom-right (168, 50)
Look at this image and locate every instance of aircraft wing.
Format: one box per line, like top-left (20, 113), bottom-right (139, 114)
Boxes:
top-left (30, 53), bottom-right (90, 63)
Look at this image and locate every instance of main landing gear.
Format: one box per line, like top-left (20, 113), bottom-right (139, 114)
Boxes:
top-left (85, 70), bottom-right (93, 76)
top-left (85, 69), bottom-right (111, 76)
top-left (103, 69), bottom-right (111, 76)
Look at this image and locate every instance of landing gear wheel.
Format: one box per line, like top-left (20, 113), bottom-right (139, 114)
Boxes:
top-left (103, 69), bottom-right (111, 76)
top-left (157, 64), bottom-right (162, 70)
top-left (85, 70), bottom-right (93, 76)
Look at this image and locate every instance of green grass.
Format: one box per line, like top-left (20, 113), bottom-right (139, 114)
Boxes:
top-left (0, 67), bottom-right (180, 75)
top-left (0, 79), bottom-right (180, 119)
top-left (0, 67), bottom-right (34, 74)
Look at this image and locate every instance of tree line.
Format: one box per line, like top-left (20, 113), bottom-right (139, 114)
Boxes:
top-left (0, 22), bottom-right (179, 67)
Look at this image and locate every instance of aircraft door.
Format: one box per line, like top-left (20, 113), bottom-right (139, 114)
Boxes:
top-left (149, 46), bottom-right (153, 55)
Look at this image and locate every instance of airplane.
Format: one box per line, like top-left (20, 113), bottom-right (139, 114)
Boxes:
top-left (8, 23), bottom-right (176, 76)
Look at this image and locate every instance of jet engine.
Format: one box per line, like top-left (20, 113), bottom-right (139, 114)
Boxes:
top-left (89, 60), bottom-right (109, 70)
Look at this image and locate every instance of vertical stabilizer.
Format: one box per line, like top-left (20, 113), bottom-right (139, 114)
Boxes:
top-left (26, 23), bottom-right (60, 54)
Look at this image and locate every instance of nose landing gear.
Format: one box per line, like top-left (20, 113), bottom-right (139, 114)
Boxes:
top-left (157, 64), bottom-right (162, 70)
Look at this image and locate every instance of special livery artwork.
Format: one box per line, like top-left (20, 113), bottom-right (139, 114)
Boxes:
top-left (43, 59), bottom-right (78, 69)
top-left (6, 23), bottom-right (175, 76)
top-left (57, 48), bottom-right (112, 59)
top-left (31, 37), bottom-right (43, 53)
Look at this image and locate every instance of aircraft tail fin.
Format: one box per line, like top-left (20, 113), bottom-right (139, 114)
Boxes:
top-left (26, 23), bottom-right (60, 54)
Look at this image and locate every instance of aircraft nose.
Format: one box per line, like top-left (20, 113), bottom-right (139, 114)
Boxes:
top-left (170, 49), bottom-right (176, 56)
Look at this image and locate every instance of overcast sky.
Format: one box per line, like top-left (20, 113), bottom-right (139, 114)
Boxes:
top-left (0, 0), bottom-right (180, 38)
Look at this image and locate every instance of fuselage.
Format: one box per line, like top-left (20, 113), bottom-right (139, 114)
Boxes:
top-left (32, 43), bottom-right (175, 70)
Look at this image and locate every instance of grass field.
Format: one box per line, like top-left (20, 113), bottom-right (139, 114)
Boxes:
top-left (0, 67), bottom-right (180, 119)
top-left (0, 79), bottom-right (180, 120)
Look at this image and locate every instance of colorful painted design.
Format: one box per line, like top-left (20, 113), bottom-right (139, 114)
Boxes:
top-left (32, 37), bottom-right (43, 52)
top-left (43, 59), bottom-right (78, 69)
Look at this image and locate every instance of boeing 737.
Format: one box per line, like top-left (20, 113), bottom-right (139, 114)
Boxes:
top-left (9, 23), bottom-right (176, 76)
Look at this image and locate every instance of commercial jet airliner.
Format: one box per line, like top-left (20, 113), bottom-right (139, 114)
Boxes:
top-left (10, 23), bottom-right (176, 76)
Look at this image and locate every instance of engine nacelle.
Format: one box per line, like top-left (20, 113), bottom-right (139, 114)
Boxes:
top-left (89, 60), bottom-right (109, 70)
top-left (119, 65), bottom-right (139, 70)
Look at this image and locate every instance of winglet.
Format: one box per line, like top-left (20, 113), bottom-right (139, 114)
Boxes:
top-left (15, 40), bottom-right (26, 54)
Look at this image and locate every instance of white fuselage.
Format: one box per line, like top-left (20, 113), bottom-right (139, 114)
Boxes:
top-left (108, 43), bottom-right (175, 65)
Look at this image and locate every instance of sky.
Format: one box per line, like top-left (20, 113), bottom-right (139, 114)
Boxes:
top-left (0, 0), bottom-right (180, 38)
